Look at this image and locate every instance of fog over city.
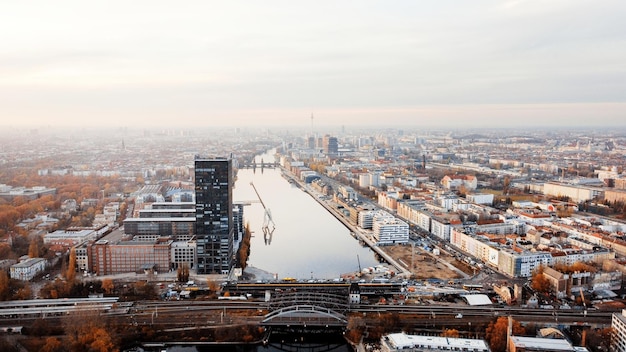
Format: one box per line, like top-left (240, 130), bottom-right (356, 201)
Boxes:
top-left (1, 1), bottom-right (625, 129)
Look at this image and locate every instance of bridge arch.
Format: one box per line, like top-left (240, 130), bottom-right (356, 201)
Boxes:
top-left (262, 305), bottom-right (348, 327)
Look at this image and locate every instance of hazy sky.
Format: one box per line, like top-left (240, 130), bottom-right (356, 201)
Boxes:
top-left (1, 1), bottom-right (625, 129)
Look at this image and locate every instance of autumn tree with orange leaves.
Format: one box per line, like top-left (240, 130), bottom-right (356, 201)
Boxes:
top-left (102, 278), bottom-right (114, 295)
top-left (0, 271), bottom-right (9, 300)
top-left (28, 238), bottom-right (39, 258)
top-left (65, 309), bottom-right (118, 352)
top-left (66, 248), bottom-right (77, 282)
top-left (531, 266), bottom-right (551, 294)
top-left (485, 316), bottom-right (525, 352)
top-left (441, 329), bottom-right (460, 338)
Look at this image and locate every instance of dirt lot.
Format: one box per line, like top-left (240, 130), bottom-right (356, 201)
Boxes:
top-left (380, 244), bottom-right (475, 280)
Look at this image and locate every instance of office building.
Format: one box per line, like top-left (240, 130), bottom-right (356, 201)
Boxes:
top-left (194, 157), bottom-right (234, 275)
top-left (322, 135), bottom-right (338, 156)
top-left (87, 239), bottom-right (171, 275)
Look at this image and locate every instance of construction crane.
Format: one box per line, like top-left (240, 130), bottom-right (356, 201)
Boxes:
top-left (250, 182), bottom-right (275, 245)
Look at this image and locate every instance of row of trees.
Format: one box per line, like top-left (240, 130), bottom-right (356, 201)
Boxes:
top-left (236, 223), bottom-right (252, 271)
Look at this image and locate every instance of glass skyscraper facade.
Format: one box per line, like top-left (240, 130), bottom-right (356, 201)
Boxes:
top-left (194, 157), bottom-right (234, 275)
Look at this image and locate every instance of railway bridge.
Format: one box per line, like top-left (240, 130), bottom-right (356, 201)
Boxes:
top-left (261, 290), bottom-right (350, 331)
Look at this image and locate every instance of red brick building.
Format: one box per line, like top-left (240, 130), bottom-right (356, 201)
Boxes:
top-left (88, 238), bottom-right (172, 275)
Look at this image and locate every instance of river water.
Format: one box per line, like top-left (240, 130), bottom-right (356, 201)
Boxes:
top-left (233, 150), bottom-right (379, 280)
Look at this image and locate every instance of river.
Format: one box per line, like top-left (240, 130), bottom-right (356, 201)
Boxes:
top-left (233, 150), bottom-right (379, 280)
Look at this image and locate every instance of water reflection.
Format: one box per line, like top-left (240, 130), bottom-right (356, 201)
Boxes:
top-left (233, 157), bottom-right (378, 280)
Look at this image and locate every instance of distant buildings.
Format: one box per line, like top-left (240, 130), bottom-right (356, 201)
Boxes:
top-left (543, 182), bottom-right (604, 203)
top-left (44, 228), bottom-right (99, 251)
top-left (0, 184), bottom-right (56, 201)
top-left (322, 135), bottom-right (338, 157)
top-left (441, 175), bottom-right (477, 191)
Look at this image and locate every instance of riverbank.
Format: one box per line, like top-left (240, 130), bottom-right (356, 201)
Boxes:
top-left (283, 169), bottom-right (410, 277)
top-left (280, 166), bottom-right (472, 281)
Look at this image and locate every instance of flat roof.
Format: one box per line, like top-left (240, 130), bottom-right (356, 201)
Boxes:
top-left (462, 294), bottom-right (492, 306)
top-left (510, 336), bottom-right (576, 351)
top-left (384, 333), bottom-right (489, 351)
top-left (45, 229), bottom-right (95, 238)
top-left (12, 258), bottom-right (46, 268)
top-left (124, 217), bottom-right (195, 222)
top-left (139, 209), bottom-right (195, 213)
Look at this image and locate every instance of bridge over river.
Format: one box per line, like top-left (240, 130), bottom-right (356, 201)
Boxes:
top-left (261, 289), bottom-right (352, 334)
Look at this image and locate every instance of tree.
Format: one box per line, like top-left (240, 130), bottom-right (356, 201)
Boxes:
top-left (237, 223), bottom-right (252, 270)
top-left (0, 270), bottom-right (9, 300)
top-left (0, 243), bottom-right (12, 260)
top-left (65, 309), bottom-right (118, 352)
top-left (531, 266), bottom-right (551, 293)
top-left (28, 238), bottom-right (39, 258)
top-left (41, 337), bottom-right (63, 352)
top-left (586, 327), bottom-right (613, 351)
top-left (503, 176), bottom-right (511, 195)
top-left (485, 316), bottom-right (525, 352)
top-left (441, 329), bottom-right (460, 338)
top-left (66, 248), bottom-right (77, 282)
top-left (207, 279), bottom-right (220, 293)
top-left (177, 263), bottom-right (190, 283)
top-left (0, 337), bottom-right (19, 352)
top-left (102, 278), bottom-right (114, 295)
top-left (15, 285), bottom-right (31, 300)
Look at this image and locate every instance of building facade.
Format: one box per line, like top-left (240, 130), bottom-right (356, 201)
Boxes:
top-left (10, 258), bottom-right (46, 281)
top-left (613, 309), bottom-right (626, 352)
top-left (88, 239), bottom-right (171, 275)
top-left (194, 157), bottom-right (234, 275)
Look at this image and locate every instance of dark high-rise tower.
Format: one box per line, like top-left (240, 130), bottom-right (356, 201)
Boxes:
top-left (194, 157), bottom-right (234, 275)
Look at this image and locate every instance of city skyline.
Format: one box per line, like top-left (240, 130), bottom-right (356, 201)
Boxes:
top-left (1, 1), bottom-right (625, 129)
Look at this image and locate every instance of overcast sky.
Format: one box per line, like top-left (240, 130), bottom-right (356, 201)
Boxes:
top-left (1, 1), bottom-right (625, 129)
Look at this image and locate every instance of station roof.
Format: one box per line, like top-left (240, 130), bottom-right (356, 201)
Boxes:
top-left (510, 336), bottom-right (583, 351)
top-left (461, 294), bottom-right (492, 306)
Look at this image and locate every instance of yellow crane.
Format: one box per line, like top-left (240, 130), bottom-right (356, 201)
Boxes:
top-left (250, 182), bottom-right (276, 245)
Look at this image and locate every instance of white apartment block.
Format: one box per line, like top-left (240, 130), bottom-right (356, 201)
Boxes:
top-left (430, 218), bottom-right (452, 241)
top-left (358, 173), bottom-right (370, 188)
top-left (358, 211), bottom-right (375, 229)
top-left (372, 213), bottom-right (409, 245)
top-left (338, 185), bottom-right (358, 202)
top-left (437, 195), bottom-right (460, 210)
top-left (10, 258), bottom-right (46, 281)
top-left (450, 229), bottom-right (500, 268)
top-left (416, 212), bottom-right (431, 232)
top-left (498, 248), bottom-right (552, 278)
top-left (466, 193), bottom-right (494, 205)
top-left (543, 182), bottom-right (604, 203)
